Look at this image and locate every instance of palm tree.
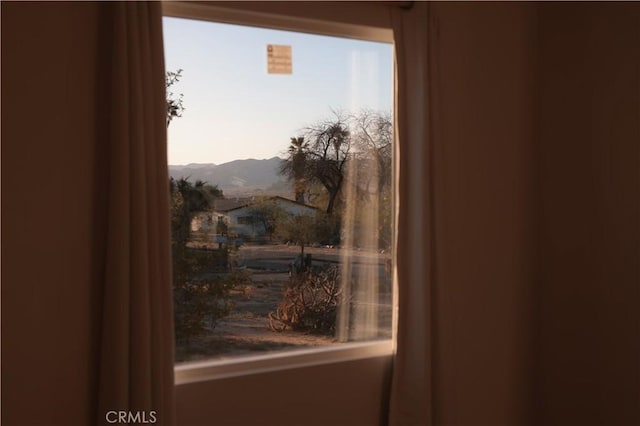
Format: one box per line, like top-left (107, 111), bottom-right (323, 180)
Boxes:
top-left (280, 137), bottom-right (309, 203)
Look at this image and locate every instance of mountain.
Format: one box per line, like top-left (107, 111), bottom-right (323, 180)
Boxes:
top-left (169, 157), bottom-right (293, 198)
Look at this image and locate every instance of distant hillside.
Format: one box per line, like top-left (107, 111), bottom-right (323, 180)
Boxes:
top-left (169, 157), bottom-right (293, 198)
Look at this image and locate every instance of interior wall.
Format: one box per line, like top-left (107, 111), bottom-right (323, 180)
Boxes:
top-left (176, 356), bottom-right (392, 426)
top-left (1, 3), bottom-right (102, 425)
top-left (2, 2), bottom-right (638, 426)
top-left (535, 3), bottom-right (640, 425)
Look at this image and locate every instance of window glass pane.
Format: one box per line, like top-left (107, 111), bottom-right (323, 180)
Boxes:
top-left (164, 16), bottom-right (394, 363)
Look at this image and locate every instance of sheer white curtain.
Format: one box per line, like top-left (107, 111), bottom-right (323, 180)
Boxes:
top-left (95, 3), bottom-right (175, 425)
top-left (389, 3), bottom-right (441, 425)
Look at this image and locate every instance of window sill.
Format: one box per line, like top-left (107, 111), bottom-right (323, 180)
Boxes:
top-left (174, 339), bottom-right (394, 385)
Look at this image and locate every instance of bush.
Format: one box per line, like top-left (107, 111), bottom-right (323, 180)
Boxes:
top-left (173, 245), bottom-right (248, 344)
top-left (269, 264), bottom-right (342, 334)
top-left (173, 275), bottom-right (234, 344)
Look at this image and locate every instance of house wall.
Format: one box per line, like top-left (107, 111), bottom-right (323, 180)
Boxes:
top-left (227, 207), bottom-right (261, 237)
top-left (2, 2), bottom-right (639, 426)
top-left (227, 199), bottom-right (317, 237)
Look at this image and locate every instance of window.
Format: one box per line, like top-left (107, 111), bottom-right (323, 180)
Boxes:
top-left (163, 2), bottom-right (396, 380)
top-left (236, 216), bottom-right (254, 226)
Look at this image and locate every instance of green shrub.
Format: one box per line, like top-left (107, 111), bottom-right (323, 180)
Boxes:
top-left (172, 245), bottom-right (246, 344)
top-left (173, 275), bottom-right (234, 344)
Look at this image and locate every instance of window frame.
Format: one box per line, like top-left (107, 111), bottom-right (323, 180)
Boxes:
top-left (163, 1), bottom-right (398, 386)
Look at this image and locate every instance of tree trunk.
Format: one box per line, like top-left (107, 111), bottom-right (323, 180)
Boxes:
top-left (326, 189), bottom-right (338, 215)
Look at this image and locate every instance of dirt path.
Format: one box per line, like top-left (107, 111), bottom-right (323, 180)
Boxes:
top-left (176, 271), bottom-right (337, 363)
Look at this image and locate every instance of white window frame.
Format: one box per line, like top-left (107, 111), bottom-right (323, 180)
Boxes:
top-left (162, 1), bottom-right (397, 386)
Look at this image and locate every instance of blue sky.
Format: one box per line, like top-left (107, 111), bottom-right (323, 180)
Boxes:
top-left (163, 17), bottom-right (393, 165)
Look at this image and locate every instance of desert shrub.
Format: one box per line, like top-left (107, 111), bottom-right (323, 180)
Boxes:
top-left (225, 268), bottom-right (252, 287)
top-left (173, 244), bottom-right (247, 344)
top-left (173, 275), bottom-right (234, 344)
top-left (269, 264), bottom-right (342, 334)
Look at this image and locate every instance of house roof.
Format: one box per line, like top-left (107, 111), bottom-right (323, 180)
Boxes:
top-left (213, 197), bottom-right (253, 212)
top-left (213, 196), bottom-right (319, 213)
top-left (269, 196), bottom-right (320, 210)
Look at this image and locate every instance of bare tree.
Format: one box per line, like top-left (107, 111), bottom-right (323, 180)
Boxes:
top-left (280, 111), bottom-right (352, 216)
top-left (305, 111), bottom-right (352, 215)
top-left (351, 109), bottom-right (392, 195)
top-left (349, 110), bottom-right (393, 250)
top-left (279, 110), bottom-right (392, 248)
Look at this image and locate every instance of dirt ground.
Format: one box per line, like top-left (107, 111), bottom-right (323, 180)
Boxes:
top-left (175, 243), bottom-right (393, 363)
top-left (175, 271), bottom-right (337, 363)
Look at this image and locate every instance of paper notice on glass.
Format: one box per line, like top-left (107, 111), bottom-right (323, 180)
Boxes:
top-left (267, 44), bottom-right (292, 74)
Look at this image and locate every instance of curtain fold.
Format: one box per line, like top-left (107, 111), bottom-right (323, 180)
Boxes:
top-left (389, 3), bottom-right (543, 424)
top-left (95, 2), bottom-right (175, 425)
top-left (389, 3), bottom-right (441, 425)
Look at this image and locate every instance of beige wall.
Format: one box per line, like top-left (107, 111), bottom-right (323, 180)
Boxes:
top-left (2, 2), bottom-right (638, 425)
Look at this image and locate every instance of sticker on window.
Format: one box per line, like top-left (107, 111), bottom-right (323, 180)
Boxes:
top-left (267, 44), bottom-right (292, 74)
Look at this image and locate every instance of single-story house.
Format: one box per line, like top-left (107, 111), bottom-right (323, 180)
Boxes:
top-left (210, 196), bottom-right (319, 239)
